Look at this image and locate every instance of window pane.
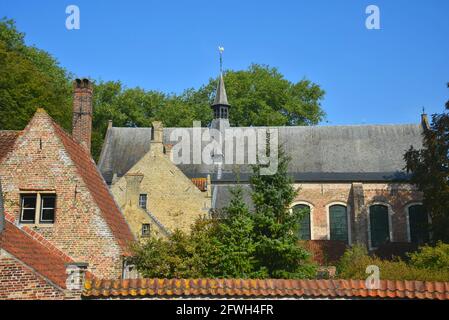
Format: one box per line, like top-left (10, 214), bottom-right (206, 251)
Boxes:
top-left (21, 195), bottom-right (37, 223)
top-left (409, 205), bottom-right (429, 245)
top-left (142, 224), bottom-right (151, 237)
top-left (294, 205), bottom-right (311, 240)
top-left (369, 205), bottom-right (390, 248)
top-left (40, 195), bottom-right (56, 223)
top-left (330, 205), bottom-right (348, 243)
top-left (139, 194), bottom-right (147, 209)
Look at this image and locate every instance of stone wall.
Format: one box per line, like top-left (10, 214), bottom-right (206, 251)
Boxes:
top-left (111, 123), bottom-right (211, 238)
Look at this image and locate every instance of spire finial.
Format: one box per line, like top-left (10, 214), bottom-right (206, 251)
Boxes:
top-left (422, 106), bottom-right (426, 114)
top-left (218, 46), bottom-right (224, 74)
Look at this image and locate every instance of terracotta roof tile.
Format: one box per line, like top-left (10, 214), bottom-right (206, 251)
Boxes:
top-left (0, 130), bottom-right (20, 163)
top-left (191, 178), bottom-right (207, 192)
top-left (50, 120), bottom-right (134, 254)
top-left (0, 221), bottom-right (72, 288)
top-left (83, 278), bottom-right (449, 300)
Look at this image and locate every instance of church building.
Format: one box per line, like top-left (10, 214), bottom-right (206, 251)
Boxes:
top-left (98, 70), bottom-right (429, 251)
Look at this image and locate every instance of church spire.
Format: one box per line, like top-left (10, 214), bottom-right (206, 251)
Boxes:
top-left (211, 47), bottom-right (230, 120)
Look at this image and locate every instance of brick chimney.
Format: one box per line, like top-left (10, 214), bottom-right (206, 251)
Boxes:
top-left (0, 179), bottom-right (4, 234)
top-left (150, 121), bottom-right (164, 155)
top-left (72, 79), bottom-right (93, 152)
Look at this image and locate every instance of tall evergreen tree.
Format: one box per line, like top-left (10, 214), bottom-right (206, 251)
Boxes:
top-left (215, 187), bottom-right (257, 278)
top-left (250, 146), bottom-right (316, 278)
top-left (404, 83), bottom-right (449, 243)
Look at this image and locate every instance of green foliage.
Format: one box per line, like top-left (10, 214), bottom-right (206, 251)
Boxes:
top-left (408, 242), bottom-right (449, 272)
top-left (0, 18), bottom-right (72, 131)
top-left (404, 83), bottom-right (449, 243)
top-left (250, 147), bottom-right (316, 278)
top-left (337, 244), bottom-right (449, 282)
top-left (130, 219), bottom-right (220, 278)
top-left (198, 64), bottom-right (325, 127)
top-left (131, 150), bottom-right (316, 279)
top-left (215, 187), bottom-right (259, 278)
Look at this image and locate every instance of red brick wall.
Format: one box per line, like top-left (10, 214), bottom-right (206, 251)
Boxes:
top-left (0, 111), bottom-right (123, 279)
top-left (293, 183), bottom-right (423, 248)
top-left (0, 252), bottom-right (65, 300)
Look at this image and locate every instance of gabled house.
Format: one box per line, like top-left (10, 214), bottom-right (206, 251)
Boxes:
top-left (102, 121), bottom-right (212, 239)
top-left (1, 180), bottom-right (87, 299)
top-left (0, 79), bottom-right (134, 288)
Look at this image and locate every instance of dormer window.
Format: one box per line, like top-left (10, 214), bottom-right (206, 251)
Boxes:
top-left (20, 193), bottom-right (56, 224)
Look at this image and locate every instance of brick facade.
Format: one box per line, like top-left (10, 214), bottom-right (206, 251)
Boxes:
top-left (0, 250), bottom-right (66, 300)
top-left (0, 110), bottom-right (133, 279)
top-left (293, 182), bottom-right (423, 249)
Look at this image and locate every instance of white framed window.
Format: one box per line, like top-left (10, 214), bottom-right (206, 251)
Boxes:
top-left (20, 195), bottom-right (37, 223)
top-left (290, 201), bottom-right (314, 240)
top-left (405, 203), bottom-right (431, 245)
top-left (139, 194), bottom-right (147, 210)
top-left (20, 193), bottom-right (56, 225)
top-left (328, 204), bottom-right (350, 244)
top-left (141, 223), bottom-right (151, 237)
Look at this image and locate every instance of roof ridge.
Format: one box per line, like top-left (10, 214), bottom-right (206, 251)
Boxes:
top-left (82, 278), bottom-right (449, 300)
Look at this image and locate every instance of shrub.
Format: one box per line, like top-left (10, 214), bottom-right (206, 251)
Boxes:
top-left (408, 242), bottom-right (449, 272)
top-left (337, 244), bottom-right (449, 282)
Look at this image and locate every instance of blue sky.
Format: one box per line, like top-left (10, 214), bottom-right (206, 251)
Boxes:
top-left (1, 0), bottom-right (449, 125)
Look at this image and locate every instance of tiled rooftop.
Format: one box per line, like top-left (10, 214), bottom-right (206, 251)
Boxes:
top-left (191, 178), bottom-right (207, 192)
top-left (83, 278), bottom-right (449, 300)
top-left (0, 220), bottom-right (72, 289)
top-left (0, 130), bottom-right (20, 163)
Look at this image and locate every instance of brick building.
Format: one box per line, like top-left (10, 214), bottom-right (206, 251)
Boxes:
top-left (98, 72), bottom-right (430, 252)
top-left (0, 79), bottom-right (134, 299)
top-left (102, 120), bottom-right (212, 239)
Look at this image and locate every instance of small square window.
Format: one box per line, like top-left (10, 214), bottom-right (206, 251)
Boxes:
top-left (40, 195), bottom-right (56, 223)
top-left (20, 195), bottom-right (37, 223)
top-left (142, 224), bottom-right (151, 237)
top-left (139, 194), bottom-right (147, 210)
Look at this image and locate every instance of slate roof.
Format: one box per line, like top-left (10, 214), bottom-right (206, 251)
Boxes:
top-left (50, 117), bottom-right (135, 254)
top-left (0, 130), bottom-right (20, 163)
top-left (0, 220), bottom-right (72, 289)
top-left (98, 123), bottom-right (424, 185)
top-left (83, 278), bottom-right (449, 300)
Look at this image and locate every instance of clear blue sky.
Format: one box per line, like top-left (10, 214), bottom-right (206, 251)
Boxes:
top-left (1, 0), bottom-right (449, 125)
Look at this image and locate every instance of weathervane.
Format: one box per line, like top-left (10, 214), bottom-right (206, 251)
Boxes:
top-left (218, 46), bottom-right (225, 74)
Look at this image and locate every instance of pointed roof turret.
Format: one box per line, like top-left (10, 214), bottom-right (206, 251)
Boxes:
top-left (213, 73), bottom-right (230, 107)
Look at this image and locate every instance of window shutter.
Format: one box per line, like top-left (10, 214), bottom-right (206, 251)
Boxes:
top-left (294, 205), bottom-right (311, 240)
top-left (369, 205), bottom-right (390, 248)
top-left (409, 205), bottom-right (429, 245)
top-left (329, 205), bottom-right (348, 243)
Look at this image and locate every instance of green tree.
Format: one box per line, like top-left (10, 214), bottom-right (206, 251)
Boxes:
top-left (404, 83), bottom-right (449, 243)
top-left (214, 187), bottom-right (258, 278)
top-left (250, 147), bottom-right (316, 278)
top-left (196, 64), bottom-right (325, 127)
top-left (0, 18), bottom-right (72, 131)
